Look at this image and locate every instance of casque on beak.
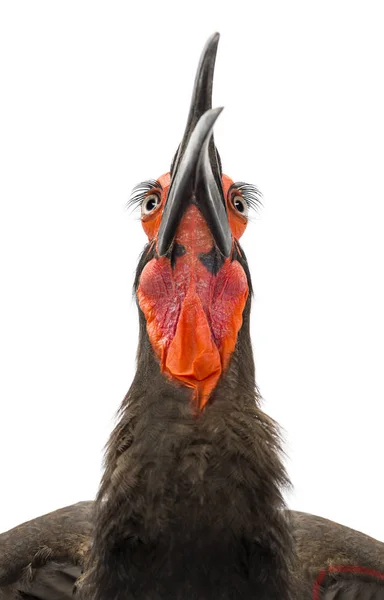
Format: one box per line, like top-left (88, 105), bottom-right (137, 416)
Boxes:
top-left (157, 33), bottom-right (232, 259)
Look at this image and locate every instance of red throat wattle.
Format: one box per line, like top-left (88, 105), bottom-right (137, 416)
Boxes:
top-left (137, 186), bottom-right (249, 410)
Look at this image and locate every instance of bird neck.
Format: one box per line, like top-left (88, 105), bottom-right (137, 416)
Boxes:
top-left (82, 301), bottom-right (295, 599)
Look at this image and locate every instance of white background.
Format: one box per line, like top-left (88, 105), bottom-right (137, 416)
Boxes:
top-left (1, 1), bottom-right (383, 541)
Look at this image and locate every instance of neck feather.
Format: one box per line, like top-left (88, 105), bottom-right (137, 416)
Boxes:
top-left (82, 300), bottom-right (295, 600)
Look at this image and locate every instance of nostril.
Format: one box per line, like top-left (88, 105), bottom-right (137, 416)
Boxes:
top-left (170, 243), bottom-right (186, 269)
top-left (198, 246), bottom-right (225, 275)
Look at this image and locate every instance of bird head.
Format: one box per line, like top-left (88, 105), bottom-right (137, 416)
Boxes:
top-left (129, 34), bottom-right (260, 410)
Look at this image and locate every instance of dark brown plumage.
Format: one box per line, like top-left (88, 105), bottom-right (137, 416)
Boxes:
top-left (1, 33), bottom-right (384, 600)
top-left (2, 503), bottom-right (384, 598)
top-left (0, 502), bottom-right (91, 599)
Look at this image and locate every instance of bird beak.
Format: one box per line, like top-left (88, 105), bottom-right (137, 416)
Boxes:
top-left (157, 33), bottom-right (232, 259)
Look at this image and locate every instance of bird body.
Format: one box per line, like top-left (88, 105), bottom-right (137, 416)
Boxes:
top-left (1, 33), bottom-right (384, 600)
top-left (2, 503), bottom-right (384, 599)
top-left (80, 332), bottom-right (293, 599)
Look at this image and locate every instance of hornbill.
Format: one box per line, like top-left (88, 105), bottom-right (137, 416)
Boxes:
top-left (1, 34), bottom-right (384, 600)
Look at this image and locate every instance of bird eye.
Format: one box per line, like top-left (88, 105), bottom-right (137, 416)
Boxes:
top-left (232, 195), bottom-right (248, 216)
top-left (141, 194), bottom-right (161, 216)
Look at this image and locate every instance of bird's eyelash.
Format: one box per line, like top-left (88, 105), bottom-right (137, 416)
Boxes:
top-left (126, 180), bottom-right (162, 211)
top-left (126, 179), bottom-right (262, 213)
top-left (228, 182), bottom-right (263, 212)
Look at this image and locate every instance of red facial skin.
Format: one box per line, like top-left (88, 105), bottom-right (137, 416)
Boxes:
top-left (137, 172), bottom-right (249, 410)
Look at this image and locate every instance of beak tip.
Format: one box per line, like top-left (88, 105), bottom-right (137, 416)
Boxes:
top-left (201, 107), bottom-right (224, 132)
top-left (205, 32), bottom-right (220, 50)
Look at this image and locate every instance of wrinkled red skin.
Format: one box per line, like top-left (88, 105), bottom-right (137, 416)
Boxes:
top-left (137, 173), bottom-right (249, 410)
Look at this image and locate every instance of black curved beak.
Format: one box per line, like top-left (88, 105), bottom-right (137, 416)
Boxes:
top-left (157, 33), bottom-right (232, 259)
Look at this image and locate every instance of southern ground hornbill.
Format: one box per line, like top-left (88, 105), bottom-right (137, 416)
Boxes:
top-left (1, 33), bottom-right (384, 600)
